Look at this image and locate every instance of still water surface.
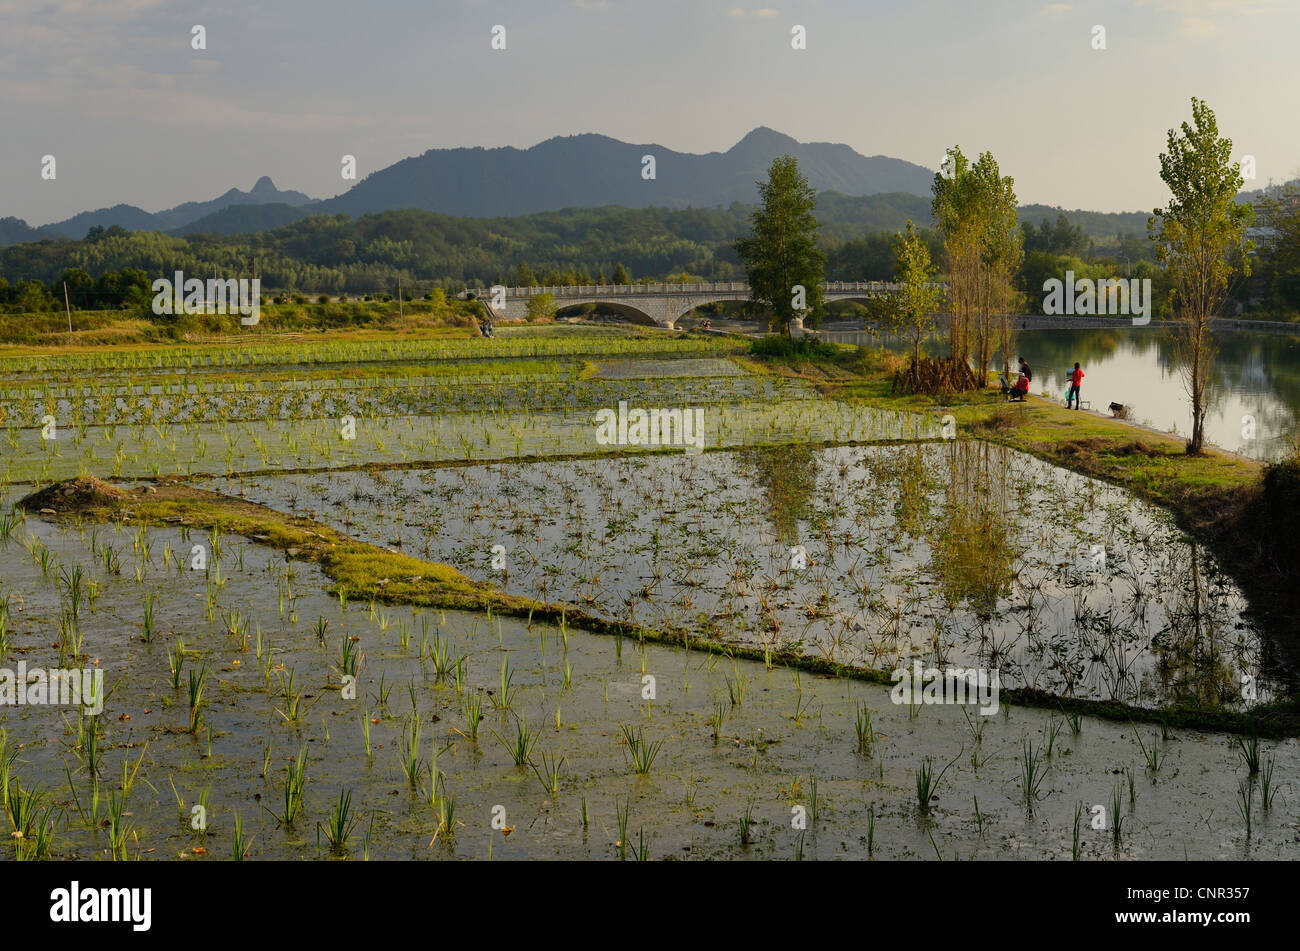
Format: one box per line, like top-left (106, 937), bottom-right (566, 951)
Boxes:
top-left (822, 326), bottom-right (1300, 460)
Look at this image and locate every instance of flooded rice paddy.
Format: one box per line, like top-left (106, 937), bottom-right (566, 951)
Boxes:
top-left (0, 326), bottom-right (1294, 860)
top-left (0, 501), bottom-right (1294, 860)
top-left (206, 441), bottom-right (1273, 709)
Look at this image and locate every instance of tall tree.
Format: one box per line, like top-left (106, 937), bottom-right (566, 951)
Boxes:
top-left (884, 220), bottom-right (946, 384)
top-left (734, 156), bottom-right (826, 337)
top-left (932, 147), bottom-right (1022, 379)
top-left (1149, 98), bottom-right (1254, 454)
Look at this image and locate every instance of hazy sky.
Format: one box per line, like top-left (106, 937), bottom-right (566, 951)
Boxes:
top-left (2, 0), bottom-right (1296, 225)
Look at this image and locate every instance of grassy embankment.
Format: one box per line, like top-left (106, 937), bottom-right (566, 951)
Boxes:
top-left (0, 298), bottom-right (489, 350)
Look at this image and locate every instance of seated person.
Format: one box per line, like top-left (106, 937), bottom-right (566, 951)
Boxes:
top-left (999, 372), bottom-right (1030, 400)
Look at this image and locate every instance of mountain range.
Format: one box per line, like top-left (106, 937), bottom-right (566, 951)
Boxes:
top-left (3, 129), bottom-right (938, 244)
top-left (5, 127), bottom-right (1265, 250)
top-left (9, 177), bottom-right (317, 244)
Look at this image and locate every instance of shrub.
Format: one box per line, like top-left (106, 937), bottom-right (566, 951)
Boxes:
top-left (891, 355), bottom-right (982, 396)
top-left (748, 334), bottom-right (838, 359)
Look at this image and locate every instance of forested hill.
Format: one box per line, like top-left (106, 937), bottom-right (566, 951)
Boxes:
top-left (0, 192), bottom-right (1157, 294)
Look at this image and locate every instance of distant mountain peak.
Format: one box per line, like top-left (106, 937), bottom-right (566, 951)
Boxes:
top-left (730, 127), bottom-right (800, 151)
top-left (250, 176), bottom-right (278, 196)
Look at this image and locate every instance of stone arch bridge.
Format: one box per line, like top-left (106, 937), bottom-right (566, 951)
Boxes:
top-left (460, 281), bottom-right (938, 332)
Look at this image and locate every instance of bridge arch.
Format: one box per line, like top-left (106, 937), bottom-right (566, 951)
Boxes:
top-left (554, 300), bottom-right (660, 326)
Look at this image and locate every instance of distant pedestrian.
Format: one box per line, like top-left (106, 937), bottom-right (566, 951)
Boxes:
top-left (1066, 362), bottom-right (1084, 410)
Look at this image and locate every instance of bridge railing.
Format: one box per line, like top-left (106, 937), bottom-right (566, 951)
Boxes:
top-left (461, 281), bottom-right (944, 299)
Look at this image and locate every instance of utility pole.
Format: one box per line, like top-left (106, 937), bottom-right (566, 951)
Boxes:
top-left (63, 281), bottom-right (72, 332)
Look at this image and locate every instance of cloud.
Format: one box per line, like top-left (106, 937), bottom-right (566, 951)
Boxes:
top-left (572, 0), bottom-right (609, 9)
top-left (729, 7), bottom-right (780, 16)
top-left (1044, 3), bottom-right (1073, 11)
top-left (1180, 15), bottom-right (1218, 35)
top-left (1134, 0), bottom-right (1285, 37)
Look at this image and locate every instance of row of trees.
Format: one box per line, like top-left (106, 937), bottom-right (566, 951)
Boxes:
top-left (0, 268), bottom-right (153, 313)
top-left (733, 98), bottom-right (1254, 454)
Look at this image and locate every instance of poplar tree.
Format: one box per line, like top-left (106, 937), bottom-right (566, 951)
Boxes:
top-left (1149, 98), bottom-right (1254, 454)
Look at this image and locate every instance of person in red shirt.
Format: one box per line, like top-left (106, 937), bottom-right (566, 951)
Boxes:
top-left (1066, 362), bottom-right (1084, 410)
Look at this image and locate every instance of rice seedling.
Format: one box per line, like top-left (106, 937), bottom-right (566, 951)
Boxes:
top-left (854, 703), bottom-right (875, 755)
top-left (1019, 739), bottom-right (1050, 808)
top-left (337, 633), bottom-right (362, 680)
top-left (1072, 801), bottom-right (1084, 860)
top-left (17, 801), bottom-right (56, 861)
top-left (1066, 710), bottom-right (1083, 735)
top-left (620, 724), bottom-right (664, 775)
top-left (431, 794), bottom-right (458, 846)
top-left (1236, 732), bottom-right (1261, 774)
top-left (1132, 726), bottom-right (1163, 773)
top-left (271, 747), bottom-right (309, 827)
top-left (231, 811), bottom-right (253, 860)
top-left (120, 744), bottom-right (148, 797)
top-left (1260, 755), bottom-right (1277, 810)
top-left (914, 751), bottom-right (960, 816)
top-left (491, 657), bottom-right (519, 712)
top-left (371, 671), bottom-right (392, 712)
top-left (463, 693), bottom-right (484, 742)
top-left (429, 633), bottom-right (458, 682)
top-left (494, 718), bottom-right (540, 767)
top-left (400, 715), bottom-right (425, 786)
top-left (318, 787), bottom-right (360, 854)
top-left (738, 799), bottom-right (756, 846)
top-left (1236, 779), bottom-right (1254, 838)
top-left (141, 594), bottom-right (157, 642)
top-left (107, 789), bottom-right (130, 859)
top-left (1044, 718), bottom-right (1063, 757)
top-left (616, 797), bottom-right (630, 859)
top-left (633, 827), bottom-right (650, 861)
top-left (276, 669), bottom-right (304, 723)
top-left (704, 698), bottom-right (728, 747)
top-left (866, 804), bottom-right (876, 856)
top-left (186, 665), bottom-right (209, 734)
top-left (167, 641), bottom-right (185, 689)
top-left (725, 670), bottom-right (746, 707)
top-left (1109, 784), bottom-right (1125, 848)
top-left (531, 751), bottom-right (566, 797)
top-left (7, 779), bottom-right (55, 859)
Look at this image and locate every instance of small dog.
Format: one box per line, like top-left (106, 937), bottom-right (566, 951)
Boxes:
top-left (1108, 402), bottom-right (1126, 417)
